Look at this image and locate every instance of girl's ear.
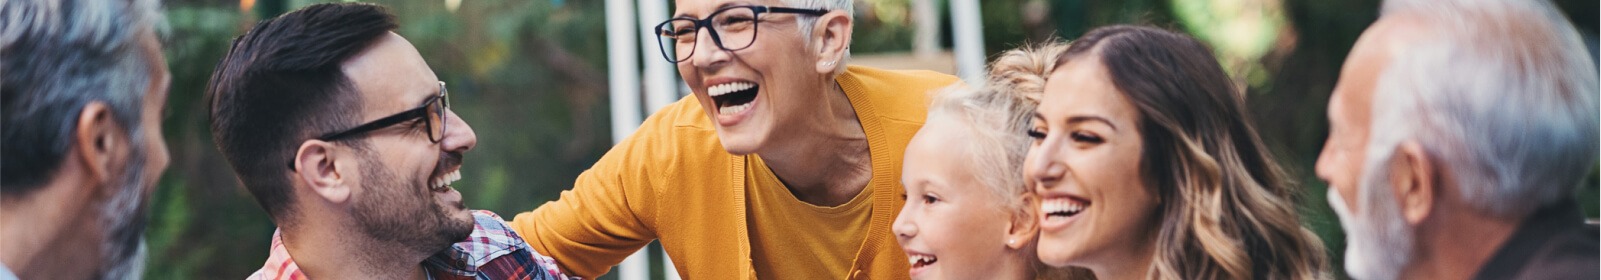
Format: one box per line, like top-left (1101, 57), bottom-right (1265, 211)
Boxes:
top-left (1006, 193), bottom-right (1040, 250)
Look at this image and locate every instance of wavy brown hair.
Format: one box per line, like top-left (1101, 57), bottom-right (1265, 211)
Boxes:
top-left (1052, 25), bottom-right (1328, 279)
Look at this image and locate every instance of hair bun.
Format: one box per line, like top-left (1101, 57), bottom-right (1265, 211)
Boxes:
top-left (987, 40), bottom-right (1069, 103)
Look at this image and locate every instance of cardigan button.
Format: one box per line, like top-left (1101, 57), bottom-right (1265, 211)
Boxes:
top-left (851, 270), bottom-right (863, 279)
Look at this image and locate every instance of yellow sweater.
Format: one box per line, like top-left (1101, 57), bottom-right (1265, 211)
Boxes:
top-left (510, 66), bottom-right (960, 279)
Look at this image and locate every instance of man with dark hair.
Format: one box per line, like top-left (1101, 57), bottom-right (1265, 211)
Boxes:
top-left (206, 3), bottom-right (566, 279)
top-left (0, 0), bottom-right (169, 278)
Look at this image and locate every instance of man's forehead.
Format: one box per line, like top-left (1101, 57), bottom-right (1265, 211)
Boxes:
top-left (341, 32), bottom-right (437, 112)
top-left (1334, 17), bottom-right (1416, 119)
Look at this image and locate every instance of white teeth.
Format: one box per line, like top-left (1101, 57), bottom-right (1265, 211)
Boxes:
top-left (433, 169), bottom-right (462, 190)
top-left (1041, 198), bottom-right (1087, 217)
top-left (906, 254), bottom-right (937, 267)
top-left (717, 102), bottom-right (752, 116)
top-left (707, 82), bottom-right (755, 97)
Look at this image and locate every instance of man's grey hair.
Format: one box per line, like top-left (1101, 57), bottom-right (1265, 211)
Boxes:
top-left (783, 0), bottom-right (852, 73)
top-left (2, 0), bottom-right (163, 277)
top-left (1369, 0), bottom-right (1599, 218)
top-left (0, 0), bottom-right (162, 193)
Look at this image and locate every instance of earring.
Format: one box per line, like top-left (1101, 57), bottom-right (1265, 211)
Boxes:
top-left (823, 61), bottom-right (835, 67)
top-left (1007, 239), bottom-right (1015, 245)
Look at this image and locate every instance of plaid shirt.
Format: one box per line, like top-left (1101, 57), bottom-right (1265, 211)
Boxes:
top-left (248, 210), bottom-right (574, 280)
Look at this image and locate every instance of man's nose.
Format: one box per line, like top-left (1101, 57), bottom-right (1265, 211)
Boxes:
top-left (440, 109), bottom-right (476, 153)
top-left (1314, 139), bottom-right (1337, 185)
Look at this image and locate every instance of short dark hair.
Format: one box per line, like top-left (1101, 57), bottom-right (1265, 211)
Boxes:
top-left (206, 2), bottom-right (396, 221)
top-left (1, 0), bottom-right (160, 194)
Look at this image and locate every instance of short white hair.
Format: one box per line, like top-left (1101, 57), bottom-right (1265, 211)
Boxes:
top-left (1369, 0), bottom-right (1599, 218)
top-left (782, 0), bottom-right (853, 74)
top-left (782, 0), bottom-right (853, 37)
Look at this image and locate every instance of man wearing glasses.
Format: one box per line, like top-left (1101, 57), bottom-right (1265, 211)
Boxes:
top-left (206, 3), bottom-right (567, 279)
top-left (509, 0), bottom-right (959, 279)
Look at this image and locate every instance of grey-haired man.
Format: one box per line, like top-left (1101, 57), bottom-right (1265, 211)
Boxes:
top-left (1317, 0), bottom-right (1599, 279)
top-left (0, 0), bottom-right (171, 279)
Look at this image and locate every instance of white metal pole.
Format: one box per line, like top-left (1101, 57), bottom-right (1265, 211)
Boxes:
top-left (639, 0), bottom-right (679, 112)
top-left (911, 0), bottom-right (940, 60)
top-left (664, 252), bottom-right (680, 280)
top-left (618, 250), bottom-right (649, 280)
top-left (606, 0), bottom-right (643, 143)
top-left (636, 0), bottom-right (682, 278)
top-left (606, 0), bottom-right (650, 278)
top-left (950, 0), bottom-right (987, 87)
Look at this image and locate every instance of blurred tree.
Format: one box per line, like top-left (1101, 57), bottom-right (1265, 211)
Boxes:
top-left (148, 0), bottom-right (277, 278)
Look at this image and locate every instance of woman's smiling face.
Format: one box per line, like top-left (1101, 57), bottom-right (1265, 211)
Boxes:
top-left (671, 0), bottom-right (838, 155)
top-left (1025, 56), bottom-right (1161, 270)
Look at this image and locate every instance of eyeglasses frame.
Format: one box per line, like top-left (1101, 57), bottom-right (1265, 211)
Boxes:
top-left (653, 5), bottom-right (830, 63)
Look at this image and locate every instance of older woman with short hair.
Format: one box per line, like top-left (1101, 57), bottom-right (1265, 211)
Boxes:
top-left (508, 0), bottom-right (961, 279)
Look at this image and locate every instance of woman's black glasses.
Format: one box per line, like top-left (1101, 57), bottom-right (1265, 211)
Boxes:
top-left (653, 5), bottom-right (829, 63)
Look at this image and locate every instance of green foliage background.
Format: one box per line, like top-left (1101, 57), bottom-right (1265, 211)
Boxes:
top-left (146, 0), bottom-right (1599, 278)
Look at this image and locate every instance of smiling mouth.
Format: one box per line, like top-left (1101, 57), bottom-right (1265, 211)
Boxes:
top-left (908, 253), bottom-right (938, 269)
top-left (430, 169), bottom-right (460, 193)
top-left (1042, 196), bottom-right (1089, 221)
top-left (709, 81), bottom-right (759, 116)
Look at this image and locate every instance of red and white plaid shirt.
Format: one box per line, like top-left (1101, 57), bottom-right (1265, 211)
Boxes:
top-left (247, 210), bottom-right (573, 280)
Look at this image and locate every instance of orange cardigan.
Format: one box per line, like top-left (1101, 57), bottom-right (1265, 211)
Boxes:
top-left (510, 66), bottom-right (961, 279)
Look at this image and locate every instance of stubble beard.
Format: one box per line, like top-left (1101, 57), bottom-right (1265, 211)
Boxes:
top-left (351, 151), bottom-right (473, 257)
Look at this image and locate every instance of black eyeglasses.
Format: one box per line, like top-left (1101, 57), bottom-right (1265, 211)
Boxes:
top-left (653, 5), bottom-right (829, 63)
top-left (288, 81), bottom-right (451, 170)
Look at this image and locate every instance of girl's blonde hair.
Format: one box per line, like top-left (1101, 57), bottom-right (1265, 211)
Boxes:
top-left (926, 40), bottom-right (1094, 280)
top-left (926, 41), bottom-right (1065, 213)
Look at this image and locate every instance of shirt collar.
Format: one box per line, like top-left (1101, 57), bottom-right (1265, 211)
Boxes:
top-left (249, 229), bottom-right (304, 280)
top-left (250, 210), bottom-right (534, 280)
top-left (1471, 200), bottom-right (1589, 280)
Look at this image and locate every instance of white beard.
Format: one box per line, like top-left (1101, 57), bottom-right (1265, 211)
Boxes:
top-left (100, 241), bottom-right (147, 280)
top-left (1327, 167), bottom-right (1416, 280)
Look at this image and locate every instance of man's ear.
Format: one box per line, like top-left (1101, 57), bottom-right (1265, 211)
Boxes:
top-left (1390, 141), bottom-right (1436, 225)
top-left (810, 10), bottom-right (852, 74)
top-left (294, 140), bottom-right (351, 204)
top-left (73, 101), bottom-right (128, 198)
top-left (1005, 193), bottom-right (1040, 250)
